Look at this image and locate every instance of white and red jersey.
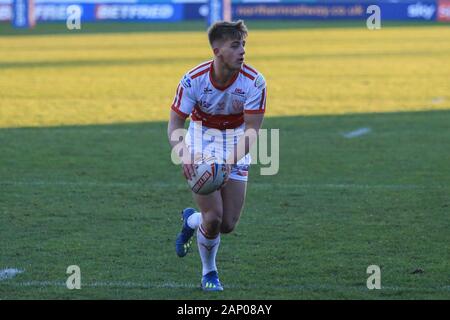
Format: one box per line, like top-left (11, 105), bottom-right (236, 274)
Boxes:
top-left (171, 60), bottom-right (267, 130)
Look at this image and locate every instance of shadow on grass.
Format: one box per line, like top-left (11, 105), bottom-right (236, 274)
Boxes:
top-left (2, 49), bottom-right (450, 70)
top-left (1, 109), bottom-right (449, 186)
top-left (1, 109), bottom-right (449, 299)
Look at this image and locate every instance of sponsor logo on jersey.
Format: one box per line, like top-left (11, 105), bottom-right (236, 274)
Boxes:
top-left (181, 75), bottom-right (192, 88)
top-left (255, 74), bottom-right (266, 89)
top-left (203, 86), bottom-right (213, 94)
top-left (232, 88), bottom-right (246, 96)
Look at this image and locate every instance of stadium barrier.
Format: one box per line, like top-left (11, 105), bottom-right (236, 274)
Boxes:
top-left (233, 1), bottom-right (438, 20)
top-left (438, 0), bottom-right (450, 21)
top-left (1, 0), bottom-right (449, 23)
top-left (11, 0), bottom-right (35, 27)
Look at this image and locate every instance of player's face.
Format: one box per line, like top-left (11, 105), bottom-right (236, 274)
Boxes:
top-left (217, 38), bottom-right (246, 71)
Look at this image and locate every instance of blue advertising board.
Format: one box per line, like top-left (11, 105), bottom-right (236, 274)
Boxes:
top-left (34, 3), bottom-right (183, 22)
top-left (207, 0), bottom-right (231, 26)
top-left (232, 2), bottom-right (438, 20)
top-left (12, 0), bottom-right (35, 27)
top-left (3, 1), bottom-right (441, 23)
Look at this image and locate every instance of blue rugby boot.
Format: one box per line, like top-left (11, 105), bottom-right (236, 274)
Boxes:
top-left (175, 208), bottom-right (196, 257)
top-left (201, 271), bottom-right (224, 292)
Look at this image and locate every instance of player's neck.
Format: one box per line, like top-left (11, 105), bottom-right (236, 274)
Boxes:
top-left (211, 60), bottom-right (239, 86)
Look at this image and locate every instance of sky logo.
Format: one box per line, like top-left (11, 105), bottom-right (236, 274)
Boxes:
top-left (407, 2), bottom-right (436, 20)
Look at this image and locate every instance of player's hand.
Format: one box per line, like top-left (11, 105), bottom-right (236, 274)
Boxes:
top-left (224, 164), bottom-right (231, 182)
top-left (218, 163), bottom-right (232, 189)
top-left (182, 162), bottom-right (196, 180)
top-left (181, 152), bottom-right (201, 180)
top-left (181, 154), bottom-right (197, 180)
top-left (182, 163), bottom-right (196, 180)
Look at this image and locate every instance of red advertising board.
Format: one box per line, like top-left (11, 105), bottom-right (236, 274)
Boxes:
top-left (438, 0), bottom-right (450, 21)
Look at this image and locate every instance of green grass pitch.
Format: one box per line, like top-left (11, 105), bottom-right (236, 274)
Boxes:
top-left (0, 20), bottom-right (449, 299)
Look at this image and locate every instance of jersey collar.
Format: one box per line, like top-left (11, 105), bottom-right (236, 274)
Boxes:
top-left (209, 62), bottom-right (240, 91)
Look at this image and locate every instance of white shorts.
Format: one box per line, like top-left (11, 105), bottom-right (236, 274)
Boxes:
top-left (185, 121), bottom-right (250, 182)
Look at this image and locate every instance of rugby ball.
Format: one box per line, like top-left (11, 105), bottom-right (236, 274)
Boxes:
top-left (187, 156), bottom-right (228, 195)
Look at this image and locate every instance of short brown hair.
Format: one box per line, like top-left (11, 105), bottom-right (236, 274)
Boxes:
top-left (207, 20), bottom-right (248, 47)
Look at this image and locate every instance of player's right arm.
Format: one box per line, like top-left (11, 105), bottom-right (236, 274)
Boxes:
top-left (167, 110), bottom-right (196, 180)
top-left (167, 74), bottom-right (197, 180)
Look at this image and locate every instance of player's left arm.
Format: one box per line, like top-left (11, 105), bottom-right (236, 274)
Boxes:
top-left (226, 72), bottom-right (267, 165)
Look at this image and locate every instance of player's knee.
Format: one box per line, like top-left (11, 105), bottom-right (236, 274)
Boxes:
top-left (220, 215), bottom-right (239, 234)
top-left (220, 223), bottom-right (235, 234)
top-left (202, 211), bottom-right (222, 234)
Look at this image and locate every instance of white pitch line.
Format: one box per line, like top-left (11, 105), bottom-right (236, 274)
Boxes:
top-left (0, 268), bottom-right (24, 281)
top-left (342, 127), bottom-right (372, 139)
top-left (0, 180), bottom-right (443, 190)
top-left (4, 280), bottom-right (450, 293)
top-left (7, 280), bottom-right (197, 289)
top-left (431, 97), bottom-right (445, 104)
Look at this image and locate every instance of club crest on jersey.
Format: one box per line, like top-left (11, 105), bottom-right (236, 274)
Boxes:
top-left (232, 99), bottom-right (244, 111)
top-left (181, 75), bottom-right (192, 88)
top-left (255, 74), bottom-right (266, 89)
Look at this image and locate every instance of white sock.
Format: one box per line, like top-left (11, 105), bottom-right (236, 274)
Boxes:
top-left (197, 225), bottom-right (220, 276)
top-left (187, 211), bottom-right (202, 229)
